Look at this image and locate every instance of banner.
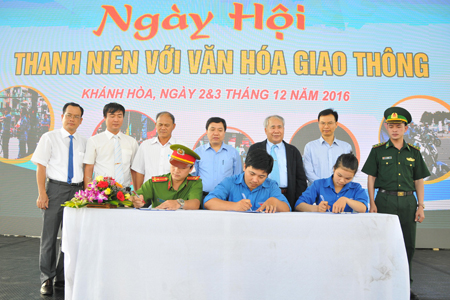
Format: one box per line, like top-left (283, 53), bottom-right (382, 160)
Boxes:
top-left (1, 0), bottom-right (449, 210)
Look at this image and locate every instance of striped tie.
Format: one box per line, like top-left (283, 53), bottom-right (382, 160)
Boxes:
top-left (113, 135), bottom-right (124, 185)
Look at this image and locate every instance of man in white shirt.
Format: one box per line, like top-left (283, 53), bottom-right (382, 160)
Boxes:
top-left (83, 103), bottom-right (138, 188)
top-left (32, 102), bottom-right (87, 295)
top-left (303, 109), bottom-right (352, 184)
top-left (131, 111), bottom-right (184, 190)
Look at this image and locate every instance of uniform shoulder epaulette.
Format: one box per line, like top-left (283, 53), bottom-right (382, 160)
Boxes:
top-left (408, 143), bottom-right (421, 151)
top-left (187, 176), bottom-right (200, 181)
top-left (372, 142), bottom-right (387, 148)
top-left (152, 176), bottom-right (169, 182)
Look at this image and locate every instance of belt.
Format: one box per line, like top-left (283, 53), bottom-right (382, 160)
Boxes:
top-left (49, 179), bottom-right (84, 187)
top-left (378, 189), bottom-right (414, 196)
top-left (280, 188), bottom-right (288, 194)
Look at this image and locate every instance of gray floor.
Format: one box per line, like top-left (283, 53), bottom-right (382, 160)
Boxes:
top-left (0, 235), bottom-right (449, 300)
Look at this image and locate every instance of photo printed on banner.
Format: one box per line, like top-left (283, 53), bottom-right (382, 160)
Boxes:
top-left (0, 86), bottom-right (53, 162)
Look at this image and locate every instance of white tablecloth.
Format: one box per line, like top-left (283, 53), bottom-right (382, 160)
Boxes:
top-left (62, 209), bottom-right (409, 300)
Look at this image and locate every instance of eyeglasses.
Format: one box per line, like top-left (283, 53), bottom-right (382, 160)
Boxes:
top-left (65, 114), bottom-right (81, 120)
top-left (319, 122), bottom-right (335, 126)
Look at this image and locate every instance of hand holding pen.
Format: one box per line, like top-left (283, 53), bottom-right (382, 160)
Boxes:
top-left (233, 193), bottom-right (252, 211)
top-left (318, 195), bottom-right (331, 213)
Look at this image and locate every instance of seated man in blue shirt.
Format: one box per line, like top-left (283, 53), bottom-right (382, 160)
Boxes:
top-left (295, 153), bottom-right (368, 213)
top-left (204, 148), bottom-right (291, 213)
top-left (193, 117), bottom-right (242, 199)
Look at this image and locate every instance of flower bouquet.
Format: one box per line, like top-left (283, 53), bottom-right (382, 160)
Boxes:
top-left (62, 176), bottom-right (134, 208)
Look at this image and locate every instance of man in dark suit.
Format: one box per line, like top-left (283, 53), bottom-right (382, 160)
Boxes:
top-left (248, 115), bottom-right (307, 209)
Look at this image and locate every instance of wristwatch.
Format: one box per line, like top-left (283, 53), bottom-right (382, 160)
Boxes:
top-left (176, 198), bottom-right (185, 209)
top-left (418, 203), bottom-right (425, 209)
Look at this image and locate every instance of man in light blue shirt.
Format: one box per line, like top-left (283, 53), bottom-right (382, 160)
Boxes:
top-left (204, 148), bottom-right (291, 213)
top-left (303, 109), bottom-right (352, 184)
top-left (193, 117), bottom-right (242, 196)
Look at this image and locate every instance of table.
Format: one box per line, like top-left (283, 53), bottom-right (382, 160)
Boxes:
top-left (62, 208), bottom-right (409, 300)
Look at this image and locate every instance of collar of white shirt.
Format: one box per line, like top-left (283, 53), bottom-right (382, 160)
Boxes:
top-left (104, 129), bottom-right (122, 140)
top-left (150, 136), bottom-right (175, 146)
top-left (60, 127), bottom-right (79, 140)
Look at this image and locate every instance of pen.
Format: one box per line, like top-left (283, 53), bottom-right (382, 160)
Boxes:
top-left (242, 193), bottom-right (252, 211)
top-left (320, 195), bottom-right (330, 212)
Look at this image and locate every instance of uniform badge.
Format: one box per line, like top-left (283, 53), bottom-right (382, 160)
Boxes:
top-left (407, 143), bottom-right (421, 151)
top-left (406, 157), bottom-right (415, 162)
top-left (373, 142), bottom-right (387, 148)
top-left (152, 176), bottom-right (168, 182)
top-left (382, 156), bottom-right (392, 160)
top-left (177, 148), bottom-right (185, 155)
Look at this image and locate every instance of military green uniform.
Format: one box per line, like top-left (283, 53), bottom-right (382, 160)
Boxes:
top-left (362, 139), bottom-right (430, 282)
top-left (136, 173), bottom-right (203, 208)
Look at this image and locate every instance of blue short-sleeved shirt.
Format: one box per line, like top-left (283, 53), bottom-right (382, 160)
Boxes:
top-left (303, 137), bottom-right (352, 184)
top-left (193, 142), bottom-right (242, 192)
top-left (204, 173), bottom-right (291, 211)
top-left (295, 175), bottom-right (368, 212)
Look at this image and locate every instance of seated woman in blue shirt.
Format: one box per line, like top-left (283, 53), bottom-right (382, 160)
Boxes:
top-left (295, 153), bottom-right (368, 213)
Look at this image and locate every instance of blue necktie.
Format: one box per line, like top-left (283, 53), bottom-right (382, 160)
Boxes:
top-left (270, 144), bottom-right (280, 185)
top-left (67, 135), bottom-right (74, 184)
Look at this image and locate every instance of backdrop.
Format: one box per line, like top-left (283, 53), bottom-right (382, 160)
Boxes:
top-left (0, 1), bottom-right (449, 238)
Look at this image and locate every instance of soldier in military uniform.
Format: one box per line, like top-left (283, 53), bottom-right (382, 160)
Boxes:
top-left (131, 144), bottom-right (202, 210)
top-left (362, 107), bottom-right (429, 300)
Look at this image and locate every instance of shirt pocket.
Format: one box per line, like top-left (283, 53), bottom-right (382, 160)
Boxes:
top-left (404, 160), bottom-right (415, 178)
top-left (122, 148), bottom-right (133, 163)
top-left (220, 158), bottom-right (234, 176)
top-left (380, 158), bottom-right (395, 172)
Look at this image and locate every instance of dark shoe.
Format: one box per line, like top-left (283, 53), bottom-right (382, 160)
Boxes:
top-left (54, 280), bottom-right (65, 288)
top-left (40, 279), bottom-right (53, 295)
top-left (410, 290), bottom-right (420, 300)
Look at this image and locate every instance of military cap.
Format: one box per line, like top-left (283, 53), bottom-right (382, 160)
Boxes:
top-left (384, 106), bottom-right (412, 124)
top-left (169, 144), bottom-right (200, 168)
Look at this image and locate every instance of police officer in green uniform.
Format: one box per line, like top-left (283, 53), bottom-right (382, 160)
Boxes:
top-left (131, 144), bottom-right (202, 210)
top-left (362, 107), bottom-right (429, 300)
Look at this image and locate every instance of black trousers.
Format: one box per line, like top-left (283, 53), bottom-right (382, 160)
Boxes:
top-left (39, 181), bottom-right (82, 284)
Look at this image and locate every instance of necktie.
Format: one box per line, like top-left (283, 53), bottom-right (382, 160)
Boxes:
top-left (67, 135), bottom-right (74, 184)
top-left (114, 135), bottom-right (124, 185)
top-left (270, 144), bottom-right (280, 185)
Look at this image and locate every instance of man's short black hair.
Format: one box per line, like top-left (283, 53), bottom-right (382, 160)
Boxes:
top-left (318, 108), bottom-right (338, 122)
top-left (3, 106), bottom-right (11, 114)
top-left (206, 117), bottom-right (227, 131)
top-left (245, 148), bottom-right (273, 174)
top-left (156, 111), bottom-right (175, 124)
top-left (63, 102), bottom-right (84, 117)
top-left (103, 102), bottom-right (125, 118)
